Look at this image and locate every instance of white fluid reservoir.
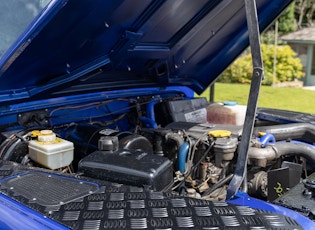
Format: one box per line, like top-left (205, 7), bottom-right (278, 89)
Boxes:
top-left (206, 102), bottom-right (247, 126)
top-left (28, 130), bottom-right (74, 170)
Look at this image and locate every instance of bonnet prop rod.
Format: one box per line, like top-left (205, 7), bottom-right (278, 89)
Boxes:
top-left (226, 0), bottom-right (264, 200)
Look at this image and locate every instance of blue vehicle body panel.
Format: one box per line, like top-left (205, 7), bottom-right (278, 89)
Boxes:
top-left (229, 191), bottom-right (315, 229)
top-left (0, 194), bottom-right (68, 230)
top-left (0, 0), bottom-right (313, 229)
top-left (0, 86), bottom-right (193, 126)
top-left (0, 0), bottom-right (292, 105)
top-left (0, 179), bottom-right (312, 229)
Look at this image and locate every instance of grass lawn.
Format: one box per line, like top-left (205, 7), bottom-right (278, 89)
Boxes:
top-left (196, 83), bottom-right (315, 114)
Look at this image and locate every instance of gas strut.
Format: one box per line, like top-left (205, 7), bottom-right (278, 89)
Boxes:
top-left (226, 0), bottom-right (264, 199)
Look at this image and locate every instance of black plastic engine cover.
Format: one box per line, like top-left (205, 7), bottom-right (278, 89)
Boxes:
top-left (78, 149), bottom-right (173, 191)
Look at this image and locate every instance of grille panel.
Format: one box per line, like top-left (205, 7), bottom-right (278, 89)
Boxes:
top-left (1, 171), bottom-right (99, 206)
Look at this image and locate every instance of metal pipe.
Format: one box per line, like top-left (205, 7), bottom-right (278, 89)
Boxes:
top-left (254, 123), bottom-right (315, 143)
top-left (274, 142), bottom-right (315, 163)
top-left (248, 141), bottom-right (315, 167)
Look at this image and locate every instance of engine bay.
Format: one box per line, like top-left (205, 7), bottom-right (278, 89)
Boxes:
top-left (1, 95), bottom-right (315, 214)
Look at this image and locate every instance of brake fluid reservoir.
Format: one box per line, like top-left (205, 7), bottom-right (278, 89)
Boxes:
top-left (206, 102), bottom-right (247, 126)
top-left (28, 130), bottom-right (74, 169)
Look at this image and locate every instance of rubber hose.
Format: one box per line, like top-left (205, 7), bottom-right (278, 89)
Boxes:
top-left (165, 132), bottom-right (184, 148)
top-left (178, 142), bottom-right (189, 173)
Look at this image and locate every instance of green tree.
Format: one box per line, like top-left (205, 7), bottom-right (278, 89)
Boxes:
top-left (278, 2), bottom-right (296, 34)
top-left (218, 44), bottom-right (304, 86)
top-left (295, 0), bottom-right (315, 28)
top-left (261, 2), bottom-right (296, 45)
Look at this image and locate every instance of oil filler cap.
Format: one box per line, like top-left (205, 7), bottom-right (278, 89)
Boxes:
top-left (208, 130), bottom-right (231, 138)
top-left (98, 136), bottom-right (119, 152)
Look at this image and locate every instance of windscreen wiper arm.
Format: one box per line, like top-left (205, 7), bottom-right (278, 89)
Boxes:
top-left (226, 0), bottom-right (264, 200)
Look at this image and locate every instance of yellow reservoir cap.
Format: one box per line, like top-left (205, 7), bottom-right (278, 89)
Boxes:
top-left (37, 130), bottom-right (56, 142)
top-left (30, 130), bottom-right (41, 137)
top-left (30, 130), bottom-right (57, 142)
top-left (208, 130), bottom-right (231, 138)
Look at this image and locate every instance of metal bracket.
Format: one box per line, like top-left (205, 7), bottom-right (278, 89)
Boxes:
top-left (226, 0), bottom-right (264, 200)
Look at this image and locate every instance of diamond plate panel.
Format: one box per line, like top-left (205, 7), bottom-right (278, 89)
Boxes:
top-left (0, 161), bottom-right (304, 229)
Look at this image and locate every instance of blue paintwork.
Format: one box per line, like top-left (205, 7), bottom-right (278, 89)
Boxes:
top-left (0, 193), bottom-right (68, 230)
top-left (0, 86), bottom-right (193, 125)
top-left (0, 0), bottom-right (310, 228)
top-left (140, 116), bottom-right (158, 129)
top-left (0, 0), bottom-right (292, 105)
top-left (0, 185), bottom-right (312, 229)
top-left (228, 191), bottom-right (315, 229)
top-left (0, 171), bottom-right (101, 229)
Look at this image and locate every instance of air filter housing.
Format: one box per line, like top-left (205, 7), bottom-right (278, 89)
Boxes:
top-left (78, 149), bottom-right (173, 191)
